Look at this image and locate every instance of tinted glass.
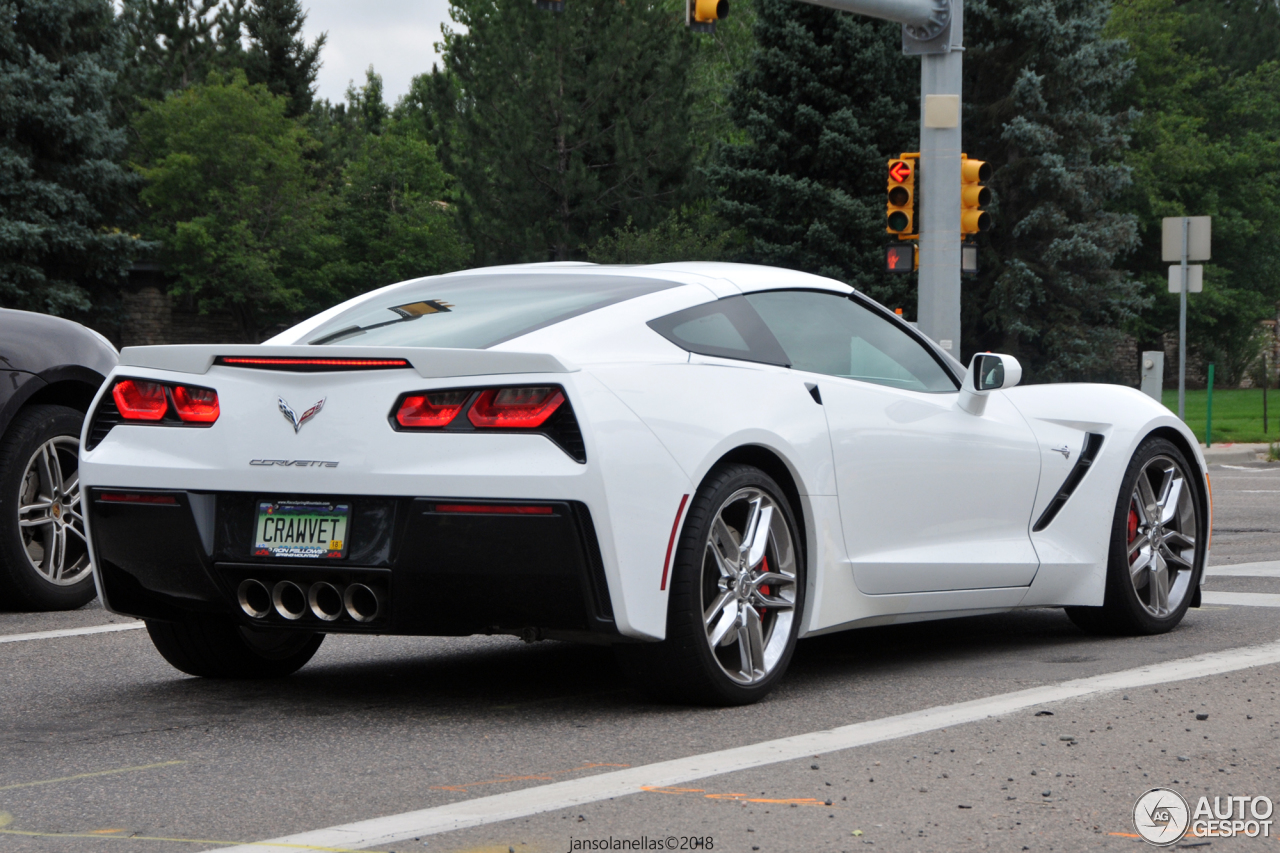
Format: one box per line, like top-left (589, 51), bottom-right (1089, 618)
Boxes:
top-left (647, 296), bottom-right (788, 365)
top-left (306, 274), bottom-right (677, 349)
top-left (745, 290), bottom-right (957, 392)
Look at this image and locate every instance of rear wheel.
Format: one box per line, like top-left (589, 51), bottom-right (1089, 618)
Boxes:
top-left (1066, 437), bottom-right (1204, 635)
top-left (146, 617), bottom-right (323, 678)
top-left (621, 463), bottom-right (804, 706)
top-left (0, 405), bottom-right (96, 611)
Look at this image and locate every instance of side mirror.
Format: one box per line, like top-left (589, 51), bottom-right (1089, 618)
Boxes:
top-left (959, 353), bottom-right (1022, 414)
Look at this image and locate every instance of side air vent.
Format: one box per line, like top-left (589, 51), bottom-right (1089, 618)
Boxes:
top-left (1032, 433), bottom-right (1105, 532)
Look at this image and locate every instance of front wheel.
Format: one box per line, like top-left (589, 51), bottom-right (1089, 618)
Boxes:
top-left (621, 463), bottom-right (804, 706)
top-left (1066, 437), bottom-right (1204, 635)
top-left (146, 617), bottom-right (323, 678)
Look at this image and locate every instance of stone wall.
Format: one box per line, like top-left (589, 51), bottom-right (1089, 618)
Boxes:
top-left (112, 265), bottom-right (248, 347)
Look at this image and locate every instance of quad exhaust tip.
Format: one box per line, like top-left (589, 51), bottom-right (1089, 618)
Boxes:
top-left (344, 583), bottom-right (382, 623)
top-left (271, 580), bottom-right (308, 621)
top-left (308, 581), bottom-right (344, 622)
top-left (238, 578), bottom-right (382, 622)
top-left (237, 579), bottom-right (272, 618)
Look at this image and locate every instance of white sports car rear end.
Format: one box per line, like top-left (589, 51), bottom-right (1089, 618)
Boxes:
top-left (79, 263), bottom-right (1210, 704)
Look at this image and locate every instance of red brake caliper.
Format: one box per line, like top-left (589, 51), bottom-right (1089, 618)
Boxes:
top-left (758, 555), bottom-right (770, 616)
top-left (1127, 503), bottom-right (1139, 565)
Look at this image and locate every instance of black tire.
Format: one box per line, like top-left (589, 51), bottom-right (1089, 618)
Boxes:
top-left (1066, 437), bottom-right (1205, 636)
top-left (620, 463), bottom-right (805, 706)
top-left (0, 404), bottom-right (97, 611)
top-left (146, 617), bottom-right (323, 678)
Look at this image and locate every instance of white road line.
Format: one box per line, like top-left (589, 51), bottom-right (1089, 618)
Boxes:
top-left (0, 622), bottom-right (143, 645)
top-left (1203, 591), bottom-right (1280, 608)
top-left (1207, 561), bottom-right (1280, 578)
top-left (222, 637), bottom-right (1280, 853)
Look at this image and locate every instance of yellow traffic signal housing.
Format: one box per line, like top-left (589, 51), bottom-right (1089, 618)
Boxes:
top-left (961, 154), bottom-right (991, 237)
top-left (886, 154), bottom-right (918, 238)
top-left (687, 0), bottom-right (728, 32)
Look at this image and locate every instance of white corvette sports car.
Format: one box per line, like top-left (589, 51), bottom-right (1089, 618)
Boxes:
top-left (79, 262), bottom-right (1209, 705)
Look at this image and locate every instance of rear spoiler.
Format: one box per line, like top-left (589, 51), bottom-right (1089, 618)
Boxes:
top-left (117, 345), bottom-right (576, 379)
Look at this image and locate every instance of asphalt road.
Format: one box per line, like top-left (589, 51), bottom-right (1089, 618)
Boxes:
top-left (1, 461), bottom-right (1278, 853)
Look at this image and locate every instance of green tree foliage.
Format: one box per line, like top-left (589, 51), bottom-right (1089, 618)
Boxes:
top-left (587, 205), bottom-right (741, 263)
top-left (962, 0), bottom-right (1144, 381)
top-left (243, 0), bottom-right (325, 117)
top-left (133, 71), bottom-right (333, 340)
top-left (328, 129), bottom-right (470, 296)
top-left (707, 0), bottom-right (918, 309)
top-left (1108, 0), bottom-right (1280, 386)
top-left (0, 0), bottom-right (142, 314)
top-left (433, 0), bottom-right (696, 263)
top-left (118, 0), bottom-right (244, 102)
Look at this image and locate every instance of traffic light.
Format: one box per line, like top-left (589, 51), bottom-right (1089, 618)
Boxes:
top-left (886, 155), bottom-right (917, 238)
top-left (687, 0), bottom-right (728, 32)
top-left (961, 154), bottom-right (991, 237)
top-left (536, 0), bottom-right (565, 11)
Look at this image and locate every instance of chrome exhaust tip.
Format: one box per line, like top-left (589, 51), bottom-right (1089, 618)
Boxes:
top-left (344, 583), bottom-right (382, 623)
top-left (237, 579), bottom-right (272, 618)
top-left (272, 581), bottom-right (308, 621)
top-left (308, 581), bottom-right (343, 622)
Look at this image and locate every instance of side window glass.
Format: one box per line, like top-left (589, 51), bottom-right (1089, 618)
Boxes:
top-left (744, 290), bottom-right (958, 392)
top-left (648, 297), bottom-right (789, 365)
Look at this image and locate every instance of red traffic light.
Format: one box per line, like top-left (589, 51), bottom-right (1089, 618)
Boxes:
top-left (889, 161), bottom-right (912, 183)
top-left (886, 244), bottom-right (915, 273)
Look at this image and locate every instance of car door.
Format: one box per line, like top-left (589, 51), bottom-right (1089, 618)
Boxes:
top-left (744, 289), bottom-right (1042, 594)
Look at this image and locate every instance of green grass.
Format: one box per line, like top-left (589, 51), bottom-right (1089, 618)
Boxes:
top-left (1160, 388), bottom-right (1280, 444)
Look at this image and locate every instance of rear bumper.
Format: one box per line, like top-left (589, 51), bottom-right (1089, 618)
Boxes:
top-left (87, 488), bottom-right (617, 640)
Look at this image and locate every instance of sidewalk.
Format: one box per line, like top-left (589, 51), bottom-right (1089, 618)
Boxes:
top-left (1199, 442), bottom-right (1273, 464)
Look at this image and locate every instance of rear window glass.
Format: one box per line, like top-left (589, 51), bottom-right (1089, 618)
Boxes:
top-left (306, 274), bottom-right (677, 348)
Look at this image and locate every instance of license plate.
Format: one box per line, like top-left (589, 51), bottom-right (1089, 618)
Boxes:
top-left (254, 500), bottom-right (350, 559)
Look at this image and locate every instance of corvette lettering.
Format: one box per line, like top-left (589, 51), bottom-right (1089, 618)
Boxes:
top-left (249, 459), bottom-right (339, 467)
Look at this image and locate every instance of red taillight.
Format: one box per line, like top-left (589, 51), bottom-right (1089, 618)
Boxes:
top-left (112, 380), bottom-right (168, 421)
top-left (434, 504), bottom-right (555, 515)
top-left (396, 391), bottom-right (468, 428)
top-left (216, 357), bottom-right (410, 369)
top-left (468, 387), bottom-right (564, 428)
top-left (172, 385), bottom-right (220, 423)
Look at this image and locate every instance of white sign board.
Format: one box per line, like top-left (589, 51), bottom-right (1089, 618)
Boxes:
top-left (1168, 264), bottom-right (1203, 293)
top-left (1162, 216), bottom-right (1211, 261)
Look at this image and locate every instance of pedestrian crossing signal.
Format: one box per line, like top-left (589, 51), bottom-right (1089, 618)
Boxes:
top-left (886, 244), bottom-right (916, 273)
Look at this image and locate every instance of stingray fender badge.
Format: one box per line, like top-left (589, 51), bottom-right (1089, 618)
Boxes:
top-left (279, 397), bottom-right (325, 434)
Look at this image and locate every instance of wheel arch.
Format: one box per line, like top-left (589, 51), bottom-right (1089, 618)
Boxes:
top-left (703, 444), bottom-right (809, 573)
top-left (1142, 424), bottom-right (1212, 572)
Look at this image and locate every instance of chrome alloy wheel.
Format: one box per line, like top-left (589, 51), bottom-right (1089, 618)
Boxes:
top-left (700, 487), bottom-right (798, 685)
top-left (1126, 454), bottom-right (1197, 618)
top-left (16, 436), bottom-right (91, 586)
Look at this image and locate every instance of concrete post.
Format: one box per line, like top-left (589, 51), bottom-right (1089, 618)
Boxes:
top-left (1140, 351), bottom-right (1164, 405)
top-left (915, 4), bottom-right (962, 358)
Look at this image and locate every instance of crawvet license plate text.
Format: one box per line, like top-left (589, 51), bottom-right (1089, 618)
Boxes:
top-left (254, 500), bottom-right (350, 559)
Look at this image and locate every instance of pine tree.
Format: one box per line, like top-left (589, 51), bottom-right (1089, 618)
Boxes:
top-left (961, 0), bottom-right (1144, 381)
top-left (434, 0), bottom-right (696, 263)
top-left (117, 0), bottom-right (242, 102)
top-left (707, 0), bottom-right (918, 309)
top-left (243, 0), bottom-right (325, 117)
top-left (0, 0), bottom-right (142, 314)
